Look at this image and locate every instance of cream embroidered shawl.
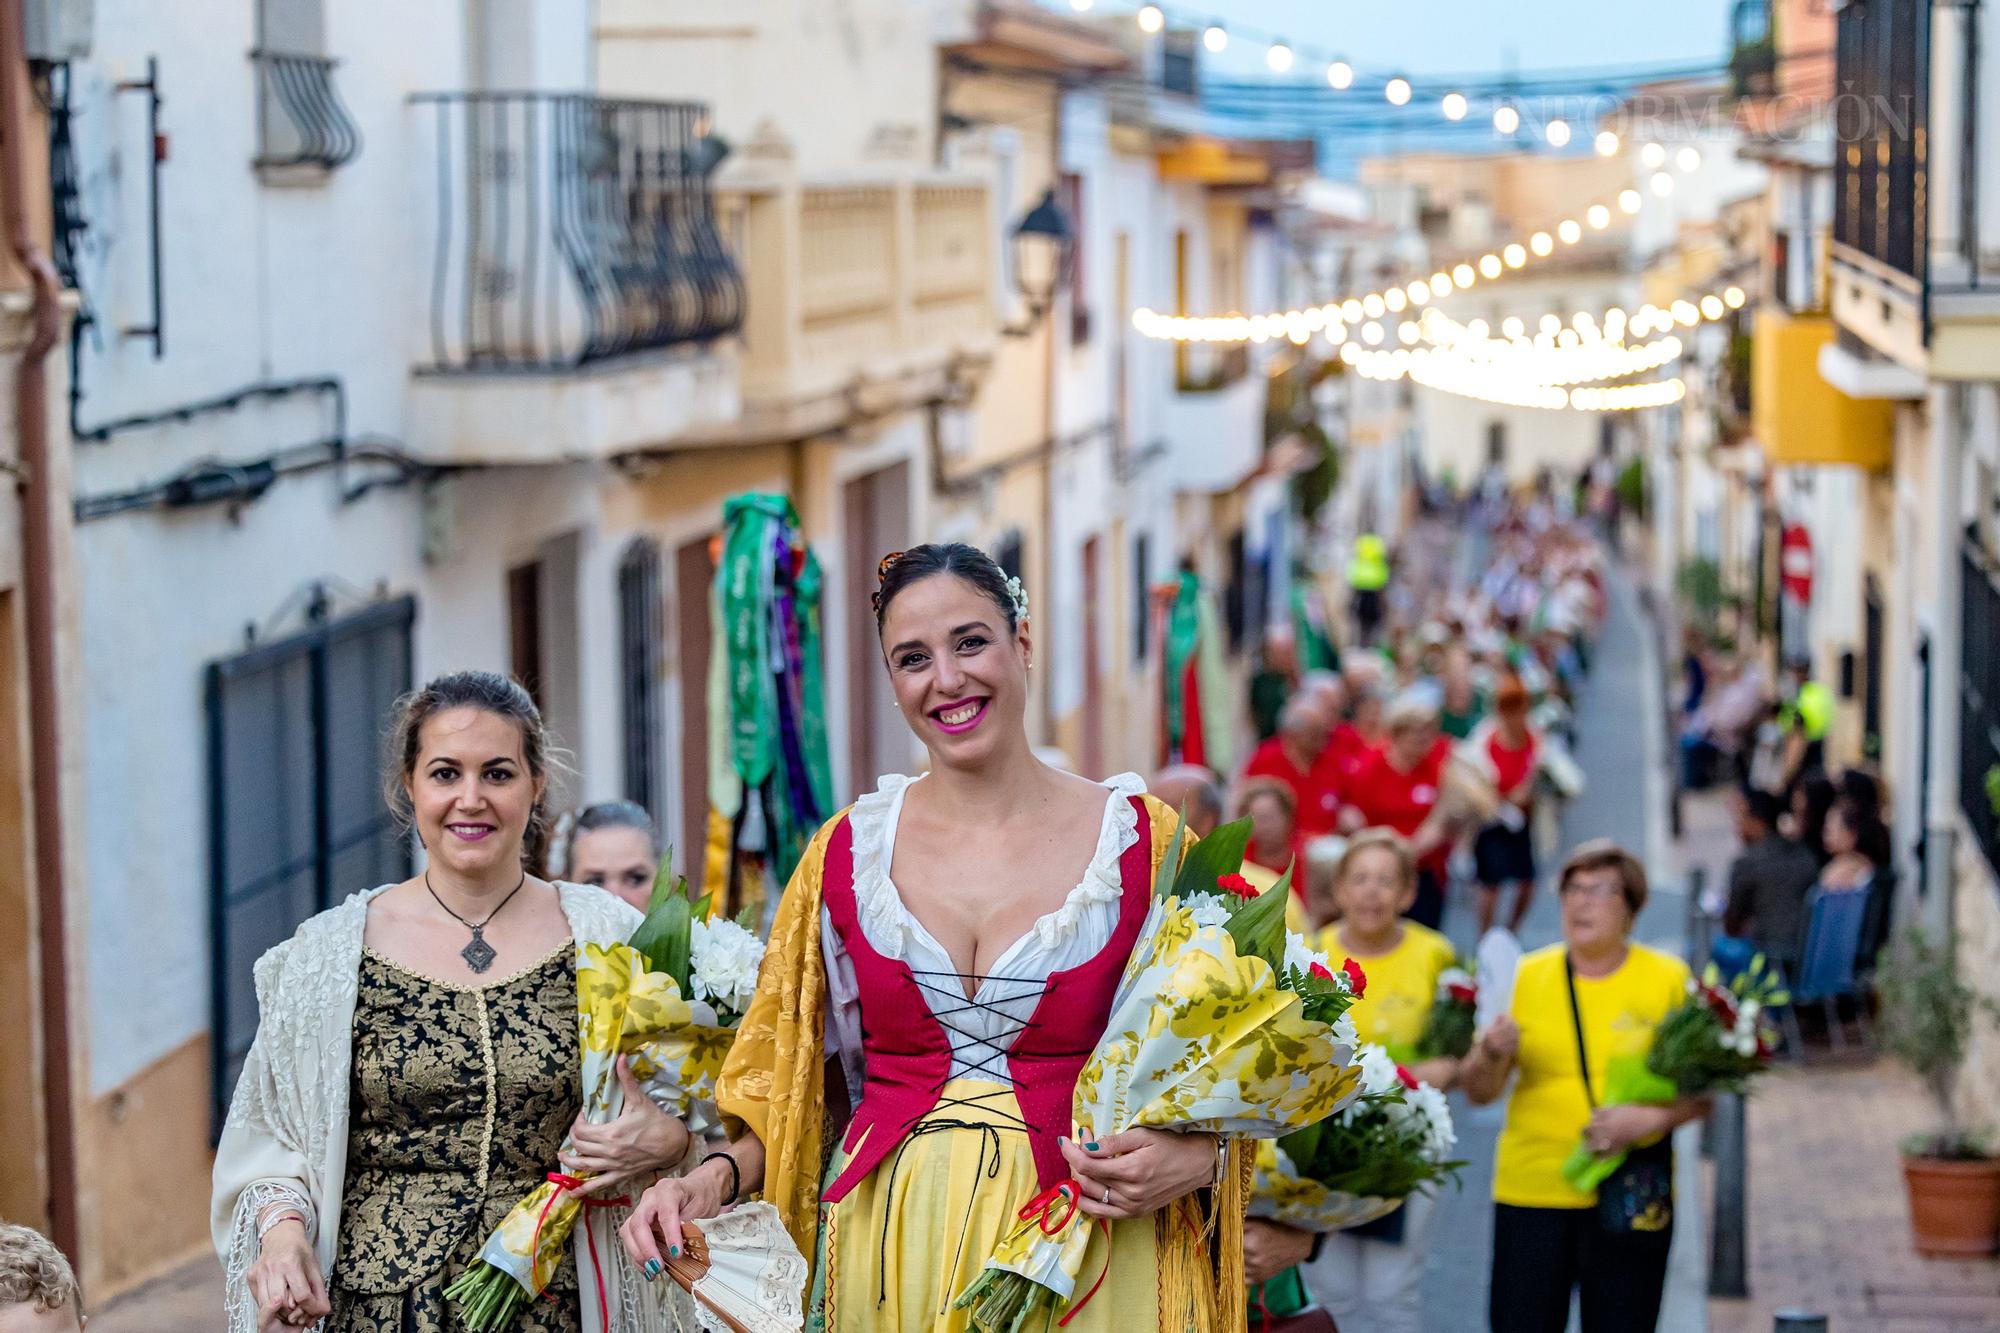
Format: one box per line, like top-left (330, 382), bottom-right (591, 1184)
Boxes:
top-left (210, 882), bottom-right (693, 1333)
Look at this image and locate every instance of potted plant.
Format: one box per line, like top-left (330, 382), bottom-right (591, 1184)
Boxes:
top-left (1877, 924), bottom-right (2000, 1256)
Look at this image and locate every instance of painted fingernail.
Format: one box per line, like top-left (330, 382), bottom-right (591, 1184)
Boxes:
top-left (1085, 1141), bottom-right (1100, 1152)
top-left (669, 1245), bottom-right (681, 1258)
top-left (644, 1259), bottom-right (662, 1279)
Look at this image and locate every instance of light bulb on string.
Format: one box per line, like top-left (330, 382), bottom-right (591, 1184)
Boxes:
top-left (1431, 270), bottom-right (1453, 293)
top-left (1725, 286), bottom-right (1746, 308)
top-left (1503, 243), bottom-right (1527, 268)
top-left (1546, 119), bottom-right (1572, 148)
top-left (1342, 298), bottom-right (1364, 323)
top-left (1650, 172), bottom-right (1675, 197)
top-left (1384, 287), bottom-right (1409, 313)
top-left (1362, 321), bottom-right (1385, 345)
top-left (1480, 254), bottom-right (1503, 279)
top-left (1453, 262), bottom-right (1477, 287)
top-left (1530, 231), bottom-right (1554, 257)
top-left (1641, 142), bottom-right (1667, 169)
top-left (1677, 146), bottom-right (1702, 172)
top-left (1701, 295), bottom-right (1726, 320)
top-left (1137, 5), bottom-right (1165, 33)
top-left (1203, 24), bottom-right (1228, 53)
top-left (1398, 321), bottom-right (1421, 345)
top-left (1596, 131), bottom-right (1620, 157)
top-left (1588, 204), bottom-right (1612, 229)
top-left (1442, 92), bottom-right (1468, 121)
top-left (1619, 189), bottom-right (1643, 214)
top-left (1327, 60), bottom-right (1353, 90)
top-left (1502, 316), bottom-right (1525, 339)
top-left (1558, 219), bottom-right (1583, 244)
top-left (1267, 40), bottom-right (1294, 73)
top-left (1385, 77), bottom-right (1412, 106)
top-left (1494, 104), bottom-right (1520, 134)
top-left (1362, 293), bottom-right (1386, 319)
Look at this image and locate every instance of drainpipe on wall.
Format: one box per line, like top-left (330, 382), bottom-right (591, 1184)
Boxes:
top-left (1922, 382), bottom-right (1968, 939)
top-left (0, 0), bottom-right (79, 1261)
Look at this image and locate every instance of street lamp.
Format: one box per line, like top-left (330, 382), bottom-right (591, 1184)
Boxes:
top-left (1004, 187), bottom-right (1074, 337)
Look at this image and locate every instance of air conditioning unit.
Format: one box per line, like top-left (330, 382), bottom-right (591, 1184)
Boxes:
top-left (24, 0), bottom-right (93, 62)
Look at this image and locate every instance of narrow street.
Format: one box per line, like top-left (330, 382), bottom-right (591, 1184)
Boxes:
top-left (1417, 530), bottom-right (1702, 1330)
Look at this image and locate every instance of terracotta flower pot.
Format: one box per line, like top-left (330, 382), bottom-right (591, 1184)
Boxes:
top-left (1902, 1154), bottom-right (2000, 1258)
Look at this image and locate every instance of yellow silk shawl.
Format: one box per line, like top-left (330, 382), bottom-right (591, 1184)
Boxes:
top-left (715, 795), bottom-right (1250, 1332)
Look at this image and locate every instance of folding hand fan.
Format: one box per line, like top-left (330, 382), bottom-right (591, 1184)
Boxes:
top-left (660, 1202), bottom-right (808, 1333)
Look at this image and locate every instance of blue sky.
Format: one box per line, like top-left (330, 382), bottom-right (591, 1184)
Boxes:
top-left (1182, 0), bottom-right (1737, 76)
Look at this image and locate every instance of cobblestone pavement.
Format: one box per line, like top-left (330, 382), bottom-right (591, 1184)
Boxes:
top-left (1708, 1056), bottom-right (2000, 1333)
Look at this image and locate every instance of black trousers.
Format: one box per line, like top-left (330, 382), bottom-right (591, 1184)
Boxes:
top-left (1407, 867), bottom-right (1446, 930)
top-left (1488, 1203), bottom-right (1673, 1333)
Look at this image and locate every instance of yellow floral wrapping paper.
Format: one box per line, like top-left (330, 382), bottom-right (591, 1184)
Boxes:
top-left (471, 941), bottom-right (732, 1296)
top-left (970, 898), bottom-right (1362, 1306)
top-left (1248, 1139), bottom-right (1403, 1234)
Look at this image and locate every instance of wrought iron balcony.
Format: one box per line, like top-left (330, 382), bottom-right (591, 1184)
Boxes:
top-left (1831, 0), bottom-right (1927, 285)
top-left (412, 92), bottom-right (744, 371)
top-left (252, 51), bottom-right (360, 171)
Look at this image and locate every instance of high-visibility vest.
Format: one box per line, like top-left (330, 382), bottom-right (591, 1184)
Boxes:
top-left (1347, 534), bottom-right (1389, 592)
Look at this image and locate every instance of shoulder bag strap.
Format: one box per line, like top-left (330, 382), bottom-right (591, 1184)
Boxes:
top-left (1563, 949), bottom-right (1597, 1109)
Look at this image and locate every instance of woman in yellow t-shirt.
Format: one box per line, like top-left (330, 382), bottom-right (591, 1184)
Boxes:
top-left (1460, 841), bottom-right (1707, 1333)
top-left (1284, 829), bottom-right (1460, 1333)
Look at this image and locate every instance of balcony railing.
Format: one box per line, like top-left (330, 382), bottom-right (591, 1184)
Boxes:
top-left (412, 93), bottom-right (743, 372)
top-left (253, 52), bottom-right (361, 171)
top-left (1960, 542), bottom-right (2000, 880)
top-left (1832, 0), bottom-right (1929, 284)
top-left (717, 168), bottom-right (993, 426)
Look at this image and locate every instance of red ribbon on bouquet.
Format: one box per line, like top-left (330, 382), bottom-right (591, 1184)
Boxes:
top-left (532, 1172), bottom-right (633, 1333)
top-left (1015, 1179), bottom-right (1117, 1328)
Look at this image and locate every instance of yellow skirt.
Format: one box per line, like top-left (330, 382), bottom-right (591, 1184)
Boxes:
top-left (819, 1078), bottom-right (1161, 1333)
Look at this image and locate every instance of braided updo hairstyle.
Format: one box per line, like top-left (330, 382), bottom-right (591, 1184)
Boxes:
top-left (871, 542), bottom-right (1025, 634)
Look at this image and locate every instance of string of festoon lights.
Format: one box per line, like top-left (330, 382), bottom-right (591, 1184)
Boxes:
top-left (1130, 151), bottom-right (1707, 345)
top-left (1331, 285), bottom-right (1748, 412)
top-left (1060, 0), bottom-right (1729, 159)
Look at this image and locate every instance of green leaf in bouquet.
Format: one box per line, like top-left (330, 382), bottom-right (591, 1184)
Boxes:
top-left (735, 901), bottom-right (761, 932)
top-left (1177, 816), bottom-right (1254, 897)
top-left (1155, 801), bottom-right (1194, 900)
top-left (1225, 861), bottom-right (1292, 969)
top-left (628, 846), bottom-right (697, 993)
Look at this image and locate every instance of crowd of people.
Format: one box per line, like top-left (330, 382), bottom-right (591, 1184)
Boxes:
top-left (0, 504), bottom-right (1737, 1333)
top-left (1142, 498), bottom-right (1653, 1332)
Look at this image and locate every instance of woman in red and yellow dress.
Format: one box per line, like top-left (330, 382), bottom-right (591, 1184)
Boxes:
top-left (619, 543), bottom-right (1253, 1333)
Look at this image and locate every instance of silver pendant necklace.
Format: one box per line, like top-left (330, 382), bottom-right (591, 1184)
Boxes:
top-left (424, 868), bottom-right (528, 973)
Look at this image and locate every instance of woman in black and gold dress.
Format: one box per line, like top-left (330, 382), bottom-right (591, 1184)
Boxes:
top-left (213, 672), bottom-right (692, 1333)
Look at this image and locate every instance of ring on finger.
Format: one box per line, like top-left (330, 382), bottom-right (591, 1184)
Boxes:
top-left (1102, 1185), bottom-right (1111, 1205)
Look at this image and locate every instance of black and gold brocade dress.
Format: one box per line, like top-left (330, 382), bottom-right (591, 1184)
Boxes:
top-left (329, 943), bottom-right (583, 1333)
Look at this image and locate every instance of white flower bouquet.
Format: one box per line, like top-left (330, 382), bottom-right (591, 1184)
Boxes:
top-left (1250, 1044), bottom-right (1464, 1234)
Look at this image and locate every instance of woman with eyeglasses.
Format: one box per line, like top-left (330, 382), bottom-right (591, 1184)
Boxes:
top-left (1458, 841), bottom-right (1707, 1333)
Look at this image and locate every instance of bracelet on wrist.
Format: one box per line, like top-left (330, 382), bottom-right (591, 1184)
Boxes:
top-left (257, 1211), bottom-right (306, 1241)
top-left (702, 1150), bottom-right (741, 1207)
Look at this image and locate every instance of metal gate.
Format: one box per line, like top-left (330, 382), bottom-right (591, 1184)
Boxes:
top-left (206, 596), bottom-right (415, 1132)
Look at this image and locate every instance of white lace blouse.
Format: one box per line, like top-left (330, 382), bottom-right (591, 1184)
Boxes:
top-left (821, 771), bottom-right (1148, 1092)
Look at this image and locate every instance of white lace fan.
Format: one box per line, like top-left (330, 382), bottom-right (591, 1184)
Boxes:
top-left (661, 1202), bottom-right (808, 1333)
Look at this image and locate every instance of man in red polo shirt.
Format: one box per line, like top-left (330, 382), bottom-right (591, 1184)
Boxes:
top-left (1340, 696), bottom-right (1454, 928)
top-left (1242, 695), bottom-right (1342, 844)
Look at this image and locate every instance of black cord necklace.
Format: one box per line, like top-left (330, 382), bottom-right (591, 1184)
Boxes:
top-left (424, 868), bottom-right (528, 973)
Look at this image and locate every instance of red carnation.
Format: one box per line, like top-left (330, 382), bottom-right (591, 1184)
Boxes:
top-left (1217, 872), bottom-right (1257, 899)
top-left (1395, 1064), bottom-right (1420, 1092)
top-left (1448, 982), bottom-right (1478, 1005)
top-left (1309, 961), bottom-right (1335, 982)
top-left (1341, 957), bottom-right (1368, 997)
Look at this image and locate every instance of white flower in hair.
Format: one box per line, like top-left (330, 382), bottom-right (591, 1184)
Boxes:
top-left (1004, 574), bottom-right (1030, 619)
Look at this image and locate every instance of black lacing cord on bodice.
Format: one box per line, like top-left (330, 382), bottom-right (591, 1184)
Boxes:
top-left (869, 966), bottom-right (1099, 1310)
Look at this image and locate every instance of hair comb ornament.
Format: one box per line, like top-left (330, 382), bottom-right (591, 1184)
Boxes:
top-left (869, 551), bottom-right (908, 615)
